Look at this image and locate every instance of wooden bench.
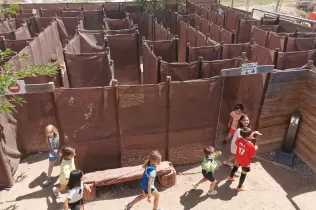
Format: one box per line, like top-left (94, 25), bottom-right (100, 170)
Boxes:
top-left (82, 161), bottom-right (176, 201)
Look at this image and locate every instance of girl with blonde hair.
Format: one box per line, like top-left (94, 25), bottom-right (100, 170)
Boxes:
top-left (43, 124), bottom-right (60, 186)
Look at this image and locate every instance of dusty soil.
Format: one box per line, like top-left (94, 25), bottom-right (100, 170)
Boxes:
top-left (1, 137), bottom-right (316, 210)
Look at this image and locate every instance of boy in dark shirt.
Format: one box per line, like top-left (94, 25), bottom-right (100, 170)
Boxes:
top-left (227, 127), bottom-right (258, 191)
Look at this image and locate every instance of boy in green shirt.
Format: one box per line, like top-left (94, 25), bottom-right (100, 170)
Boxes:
top-left (192, 146), bottom-right (222, 195)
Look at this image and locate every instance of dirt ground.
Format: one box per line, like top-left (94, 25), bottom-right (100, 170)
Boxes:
top-left (1, 137), bottom-right (316, 210)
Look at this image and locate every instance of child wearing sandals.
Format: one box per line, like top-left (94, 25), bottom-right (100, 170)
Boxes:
top-left (227, 127), bottom-right (258, 191)
top-left (192, 146), bottom-right (222, 195)
top-left (223, 104), bottom-right (244, 144)
top-left (125, 150), bottom-right (163, 210)
top-left (64, 170), bottom-right (91, 210)
top-left (223, 114), bottom-right (262, 167)
top-left (53, 146), bottom-right (76, 198)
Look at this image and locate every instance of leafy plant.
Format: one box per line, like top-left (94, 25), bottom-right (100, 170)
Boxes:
top-left (0, 49), bottom-right (58, 112)
top-left (0, 3), bottom-right (20, 15)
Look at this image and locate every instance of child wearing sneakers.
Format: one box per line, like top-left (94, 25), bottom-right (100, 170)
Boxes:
top-left (223, 104), bottom-right (244, 144)
top-left (125, 150), bottom-right (163, 210)
top-left (53, 147), bottom-right (76, 198)
top-left (192, 146), bottom-right (222, 195)
top-left (227, 127), bottom-right (258, 191)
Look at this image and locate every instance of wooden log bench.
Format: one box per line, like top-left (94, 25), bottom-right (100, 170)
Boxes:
top-left (82, 161), bottom-right (176, 201)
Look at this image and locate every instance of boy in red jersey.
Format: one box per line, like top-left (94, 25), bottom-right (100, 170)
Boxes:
top-left (227, 127), bottom-right (258, 191)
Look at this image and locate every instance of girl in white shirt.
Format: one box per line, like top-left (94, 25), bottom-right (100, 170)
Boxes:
top-left (64, 170), bottom-right (90, 210)
top-left (223, 114), bottom-right (261, 167)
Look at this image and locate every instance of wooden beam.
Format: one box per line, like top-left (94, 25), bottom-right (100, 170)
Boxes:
top-left (221, 65), bottom-right (275, 77)
top-left (25, 82), bottom-right (55, 94)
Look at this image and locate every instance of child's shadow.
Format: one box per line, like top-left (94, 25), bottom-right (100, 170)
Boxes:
top-left (180, 189), bottom-right (209, 210)
top-left (215, 180), bottom-right (238, 201)
top-left (28, 172), bottom-right (59, 189)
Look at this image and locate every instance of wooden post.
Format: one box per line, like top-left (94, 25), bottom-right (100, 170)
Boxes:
top-left (165, 76), bottom-right (171, 161)
top-left (157, 56), bottom-right (162, 83)
top-left (219, 41), bottom-right (224, 59)
top-left (186, 43), bottom-right (190, 63)
top-left (112, 79), bottom-right (122, 167)
top-left (273, 48), bottom-right (279, 68)
top-left (231, 30), bottom-right (236, 44)
top-left (62, 49), bottom-right (72, 88)
top-left (198, 56), bottom-right (203, 79)
top-left (175, 35), bottom-right (179, 62)
top-left (135, 30), bottom-right (141, 85)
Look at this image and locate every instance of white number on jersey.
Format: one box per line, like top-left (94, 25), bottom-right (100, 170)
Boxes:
top-left (239, 147), bottom-right (245, 155)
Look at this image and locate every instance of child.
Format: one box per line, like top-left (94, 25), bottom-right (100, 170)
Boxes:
top-left (43, 125), bottom-right (60, 186)
top-left (223, 103), bottom-right (244, 144)
top-left (227, 127), bottom-right (258, 191)
top-left (125, 150), bottom-right (163, 210)
top-left (192, 146), bottom-right (222, 195)
top-left (53, 146), bottom-right (76, 198)
top-left (223, 114), bottom-right (261, 167)
top-left (64, 170), bottom-right (91, 210)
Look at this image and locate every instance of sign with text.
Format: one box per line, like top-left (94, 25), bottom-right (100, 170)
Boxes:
top-left (241, 63), bottom-right (258, 75)
top-left (5, 80), bottom-right (26, 95)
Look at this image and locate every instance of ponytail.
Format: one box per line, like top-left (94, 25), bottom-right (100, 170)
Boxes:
top-left (142, 159), bottom-right (150, 168)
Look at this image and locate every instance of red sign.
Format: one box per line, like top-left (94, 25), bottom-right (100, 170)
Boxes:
top-left (8, 83), bottom-right (21, 93)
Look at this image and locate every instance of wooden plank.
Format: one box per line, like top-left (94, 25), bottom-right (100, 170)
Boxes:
top-left (258, 114), bottom-right (291, 128)
top-left (260, 97), bottom-right (300, 118)
top-left (269, 69), bottom-right (308, 82)
top-left (25, 82), bottom-right (54, 94)
top-left (265, 81), bottom-right (305, 99)
top-left (296, 123), bottom-right (316, 153)
top-left (221, 65), bottom-right (274, 77)
top-left (256, 124), bottom-right (287, 144)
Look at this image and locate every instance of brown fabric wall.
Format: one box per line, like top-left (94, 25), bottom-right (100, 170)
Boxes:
top-left (104, 18), bottom-right (134, 30)
top-left (107, 33), bottom-right (140, 84)
top-left (286, 37), bottom-right (316, 52)
top-left (246, 44), bottom-right (275, 65)
top-left (276, 50), bottom-right (316, 70)
top-left (169, 78), bottom-right (222, 164)
top-left (193, 14), bottom-right (202, 28)
top-left (160, 61), bottom-right (200, 81)
top-left (14, 24), bottom-right (32, 40)
top-left (142, 42), bottom-right (158, 84)
top-left (1, 39), bottom-right (33, 53)
top-left (119, 85), bottom-right (168, 166)
top-left (257, 24), bottom-right (280, 33)
top-left (187, 25), bottom-right (197, 46)
top-left (66, 31), bottom-right (107, 53)
top-left (196, 30), bottom-right (206, 47)
top-left (179, 21), bottom-right (188, 62)
top-left (0, 112), bottom-right (21, 188)
top-left (222, 44), bottom-right (245, 59)
top-left (35, 17), bottom-right (54, 32)
top-left (220, 29), bottom-right (234, 44)
top-left (296, 71), bottom-right (316, 172)
top-left (208, 10), bottom-right (216, 24)
top-left (188, 45), bottom-right (220, 62)
top-left (54, 87), bottom-right (120, 172)
top-left (225, 9), bottom-right (238, 32)
top-left (201, 57), bottom-right (248, 78)
top-left (65, 51), bottom-right (113, 87)
top-left (154, 21), bottom-right (174, 41)
top-left (58, 17), bottom-right (79, 39)
top-left (236, 19), bottom-right (257, 43)
top-left (251, 26), bottom-right (269, 47)
top-left (267, 32), bottom-right (286, 51)
top-left (200, 18), bottom-right (209, 35)
top-left (209, 23), bottom-right (221, 42)
top-left (145, 39), bottom-right (177, 63)
top-left (40, 8), bottom-right (62, 17)
top-left (84, 10), bottom-right (104, 30)
top-left (257, 70), bottom-right (306, 152)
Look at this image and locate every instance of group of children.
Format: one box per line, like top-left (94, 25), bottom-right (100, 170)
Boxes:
top-left (43, 103), bottom-right (260, 210)
top-left (43, 125), bottom-right (90, 210)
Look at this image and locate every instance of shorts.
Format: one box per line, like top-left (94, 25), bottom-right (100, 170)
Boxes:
top-left (68, 199), bottom-right (84, 210)
top-left (229, 128), bottom-right (236, 136)
top-left (142, 188), bottom-right (155, 194)
top-left (49, 156), bottom-right (59, 162)
top-left (235, 162), bottom-right (251, 172)
top-left (202, 169), bottom-right (216, 182)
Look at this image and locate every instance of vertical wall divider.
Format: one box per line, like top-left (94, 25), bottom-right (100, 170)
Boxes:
top-left (165, 76), bottom-right (171, 161)
top-left (112, 79), bottom-right (122, 167)
top-left (175, 35), bottom-right (179, 62)
top-left (135, 30), bottom-right (141, 84)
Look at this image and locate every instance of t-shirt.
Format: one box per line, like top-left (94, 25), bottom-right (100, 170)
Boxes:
top-left (235, 137), bottom-right (256, 167)
top-left (231, 128), bottom-right (241, 154)
top-left (230, 111), bottom-right (243, 129)
top-left (68, 182), bottom-right (83, 204)
top-left (201, 151), bottom-right (221, 173)
top-left (60, 158), bottom-right (76, 182)
top-left (48, 137), bottom-right (58, 158)
top-left (141, 164), bottom-right (156, 190)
